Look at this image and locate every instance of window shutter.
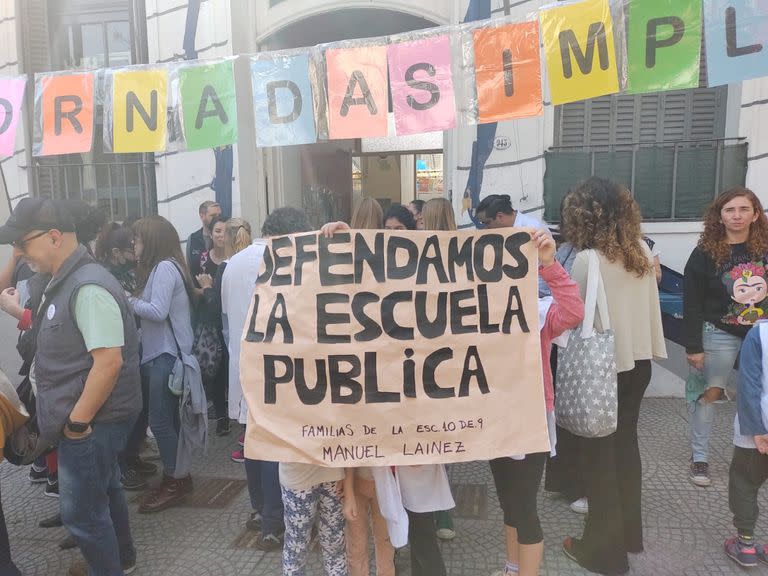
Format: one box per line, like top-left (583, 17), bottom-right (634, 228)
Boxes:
top-left (558, 101), bottom-right (587, 147)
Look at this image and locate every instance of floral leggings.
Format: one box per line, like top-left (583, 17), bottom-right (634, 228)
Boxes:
top-left (282, 482), bottom-right (348, 576)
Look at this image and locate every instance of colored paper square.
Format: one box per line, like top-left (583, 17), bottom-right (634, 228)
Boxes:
top-left (388, 35), bottom-right (457, 135)
top-left (113, 69), bottom-right (168, 153)
top-left (473, 22), bottom-right (543, 123)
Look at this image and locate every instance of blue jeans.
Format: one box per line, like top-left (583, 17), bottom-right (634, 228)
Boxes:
top-left (143, 353), bottom-right (180, 477)
top-left (58, 420), bottom-right (136, 576)
top-left (244, 459), bottom-right (284, 535)
top-left (690, 324), bottom-right (742, 462)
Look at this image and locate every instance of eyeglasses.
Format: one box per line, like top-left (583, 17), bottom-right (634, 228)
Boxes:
top-left (12, 230), bottom-right (49, 251)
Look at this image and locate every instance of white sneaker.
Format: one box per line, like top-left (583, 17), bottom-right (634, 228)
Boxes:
top-left (570, 497), bottom-right (589, 515)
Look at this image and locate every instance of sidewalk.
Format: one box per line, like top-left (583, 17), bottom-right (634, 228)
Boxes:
top-left (2, 398), bottom-right (761, 575)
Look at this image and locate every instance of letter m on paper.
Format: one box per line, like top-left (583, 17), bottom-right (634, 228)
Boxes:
top-left (559, 23), bottom-right (610, 78)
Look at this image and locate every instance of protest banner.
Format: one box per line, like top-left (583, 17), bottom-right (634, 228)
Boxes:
top-left (112, 68), bottom-right (168, 153)
top-left (35, 73), bottom-right (94, 157)
top-left (473, 21), bottom-right (543, 123)
top-left (241, 229), bottom-right (550, 466)
top-left (179, 60), bottom-right (238, 150)
top-left (627, 0), bottom-right (702, 94)
top-left (540, 0), bottom-right (620, 105)
top-left (0, 78), bottom-right (25, 158)
top-left (388, 35), bottom-right (457, 135)
top-left (704, 0), bottom-right (768, 87)
top-left (251, 53), bottom-right (318, 147)
top-left (326, 45), bottom-right (389, 140)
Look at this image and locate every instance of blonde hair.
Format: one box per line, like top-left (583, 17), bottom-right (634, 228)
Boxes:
top-left (422, 198), bottom-right (456, 231)
top-left (351, 197), bottom-right (383, 230)
top-left (224, 218), bottom-right (252, 258)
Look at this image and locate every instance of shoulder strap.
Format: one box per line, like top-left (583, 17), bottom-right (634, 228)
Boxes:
top-left (162, 260), bottom-right (185, 358)
top-left (580, 250), bottom-right (612, 338)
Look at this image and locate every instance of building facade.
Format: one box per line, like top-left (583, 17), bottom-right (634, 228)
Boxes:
top-left (0, 0), bottom-right (766, 273)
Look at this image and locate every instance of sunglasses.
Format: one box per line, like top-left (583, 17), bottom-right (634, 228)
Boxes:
top-left (12, 230), bottom-right (50, 251)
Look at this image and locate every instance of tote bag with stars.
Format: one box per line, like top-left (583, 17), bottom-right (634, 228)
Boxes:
top-left (555, 249), bottom-right (618, 438)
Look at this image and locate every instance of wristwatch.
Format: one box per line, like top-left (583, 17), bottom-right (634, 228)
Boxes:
top-left (65, 418), bottom-right (91, 434)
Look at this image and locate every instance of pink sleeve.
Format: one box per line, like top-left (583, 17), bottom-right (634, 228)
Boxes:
top-left (541, 261), bottom-right (585, 341)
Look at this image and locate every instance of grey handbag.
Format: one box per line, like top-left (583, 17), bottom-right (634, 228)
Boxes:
top-left (555, 250), bottom-right (618, 438)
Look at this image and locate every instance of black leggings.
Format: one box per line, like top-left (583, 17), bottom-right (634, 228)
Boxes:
top-left (489, 452), bottom-right (547, 545)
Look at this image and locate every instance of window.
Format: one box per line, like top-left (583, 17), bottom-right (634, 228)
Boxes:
top-left (30, 0), bottom-right (155, 220)
top-left (545, 58), bottom-right (747, 221)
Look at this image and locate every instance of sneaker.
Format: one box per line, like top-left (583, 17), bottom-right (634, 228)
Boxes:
top-left (129, 457), bottom-right (158, 477)
top-left (29, 464), bottom-right (48, 484)
top-left (246, 512), bottom-right (263, 531)
top-left (121, 468), bottom-right (149, 491)
top-left (231, 449), bottom-right (245, 463)
top-left (253, 532), bottom-right (283, 551)
top-left (216, 417), bottom-right (231, 436)
top-left (59, 534), bottom-right (77, 550)
top-left (435, 510), bottom-right (456, 540)
top-left (570, 497), bottom-right (589, 515)
top-left (238, 434), bottom-right (245, 447)
top-left (39, 513), bottom-right (63, 528)
top-left (122, 558), bottom-right (137, 575)
top-left (690, 461), bottom-right (711, 487)
top-left (44, 480), bottom-right (59, 499)
top-left (725, 536), bottom-right (758, 567)
top-left (757, 543), bottom-right (768, 565)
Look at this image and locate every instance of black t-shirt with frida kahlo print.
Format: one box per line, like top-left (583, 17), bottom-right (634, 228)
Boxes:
top-left (683, 243), bottom-right (768, 354)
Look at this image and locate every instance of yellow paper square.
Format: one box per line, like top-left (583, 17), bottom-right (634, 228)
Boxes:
top-left (113, 69), bottom-right (168, 153)
top-left (541, 0), bottom-right (619, 105)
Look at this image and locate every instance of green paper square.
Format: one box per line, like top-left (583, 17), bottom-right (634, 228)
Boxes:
top-left (627, 0), bottom-right (702, 94)
top-left (180, 60), bottom-right (238, 150)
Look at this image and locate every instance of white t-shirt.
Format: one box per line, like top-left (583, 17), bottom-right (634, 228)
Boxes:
top-left (513, 211), bottom-right (549, 232)
top-left (221, 240), bottom-right (267, 424)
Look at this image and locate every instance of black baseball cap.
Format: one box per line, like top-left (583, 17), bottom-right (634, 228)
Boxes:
top-left (0, 198), bottom-right (76, 245)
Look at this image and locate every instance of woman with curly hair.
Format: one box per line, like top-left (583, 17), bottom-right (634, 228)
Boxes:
top-left (682, 188), bottom-right (768, 489)
top-left (560, 177), bottom-right (666, 575)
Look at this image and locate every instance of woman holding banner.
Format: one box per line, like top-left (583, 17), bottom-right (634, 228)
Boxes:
top-left (560, 178), bottom-right (666, 575)
top-left (488, 226), bottom-right (584, 576)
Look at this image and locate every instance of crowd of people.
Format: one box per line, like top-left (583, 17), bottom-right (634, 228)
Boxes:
top-left (0, 179), bottom-right (764, 576)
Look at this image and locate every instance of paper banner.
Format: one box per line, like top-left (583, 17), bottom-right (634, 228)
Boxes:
top-left (180, 60), bottom-right (238, 150)
top-left (251, 53), bottom-right (317, 147)
top-left (388, 36), bottom-right (456, 136)
top-left (241, 230), bottom-right (549, 466)
top-left (0, 78), bottom-right (25, 158)
top-left (37, 73), bottom-right (94, 157)
top-left (113, 69), bottom-right (168, 153)
top-left (326, 45), bottom-right (389, 139)
top-left (473, 22), bottom-right (543, 123)
top-left (627, 0), bottom-right (701, 93)
top-left (704, 0), bottom-right (768, 87)
top-left (540, 0), bottom-right (619, 105)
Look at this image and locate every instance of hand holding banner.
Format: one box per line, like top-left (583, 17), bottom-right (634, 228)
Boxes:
top-left (241, 229), bottom-right (549, 466)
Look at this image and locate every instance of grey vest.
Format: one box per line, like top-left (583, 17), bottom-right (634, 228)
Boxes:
top-left (34, 245), bottom-right (141, 445)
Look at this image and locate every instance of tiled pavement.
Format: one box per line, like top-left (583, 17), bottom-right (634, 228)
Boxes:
top-left (2, 398), bottom-right (765, 575)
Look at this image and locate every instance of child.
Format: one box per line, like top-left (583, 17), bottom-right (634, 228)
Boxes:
top-left (491, 229), bottom-right (585, 576)
top-left (281, 462), bottom-right (356, 576)
top-left (346, 467), bottom-right (395, 576)
top-left (725, 320), bottom-right (768, 567)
